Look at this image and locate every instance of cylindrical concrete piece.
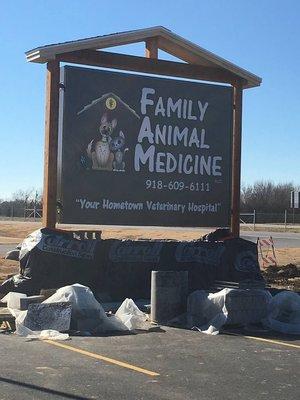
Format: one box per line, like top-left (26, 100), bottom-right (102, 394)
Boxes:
top-left (151, 270), bottom-right (188, 324)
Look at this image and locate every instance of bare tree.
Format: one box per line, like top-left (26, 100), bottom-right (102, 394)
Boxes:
top-left (0, 188), bottom-right (43, 218)
top-left (241, 181), bottom-right (295, 212)
top-left (12, 188), bottom-right (34, 203)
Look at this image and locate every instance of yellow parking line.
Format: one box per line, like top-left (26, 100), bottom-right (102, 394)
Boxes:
top-left (227, 333), bottom-right (300, 349)
top-left (243, 335), bottom-right (300, 349)
top-left (44, 340), bottom-right (160, 377)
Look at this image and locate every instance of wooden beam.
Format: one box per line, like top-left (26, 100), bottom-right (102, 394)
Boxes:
top-left (58, 50), bottom-right (247, 86)
top-left (157, 36), bottom-right (260, 88)
top-left (158, 36), bottom-right (212, 66)
top-left (145, 37), bottom-right (158, 58)
top-left (231, 83), bottom-right (243, 237)
top-left (43, 60), bottom-right (60, 228)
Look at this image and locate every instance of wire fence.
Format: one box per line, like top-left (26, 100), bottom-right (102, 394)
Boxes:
top-left (0, 205), bottom-right (42, 221)
top-left (256, 212), bottom-right (300, 224)
top-left (241, 210), bottom-right (300, 224)
top-left (0, 207), bottom-right (299, 226)
top-left (240, 209), bottom-right (300, 231)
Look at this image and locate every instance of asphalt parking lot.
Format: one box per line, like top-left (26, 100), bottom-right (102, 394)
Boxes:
top-left (0, 327), bottom-right (299, 400)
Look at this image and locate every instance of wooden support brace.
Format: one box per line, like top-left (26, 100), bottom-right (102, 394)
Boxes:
top-left (43, 60), bottom-right (60, 228)
top-left (145, 37), bottom-right (158, 59)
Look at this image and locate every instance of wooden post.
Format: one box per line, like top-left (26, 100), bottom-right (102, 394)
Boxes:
top-left (145, 38), bottom-right (158, 59)
top-left (284, 209), bottom-right (287, 231)
top-left (231, 82), bottom-right (243, 237)
top-left (43, 60), bottom-right (60, 228)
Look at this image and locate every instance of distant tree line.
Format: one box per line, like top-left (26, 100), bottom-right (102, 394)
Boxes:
top-left (0, 189), bottom-right (42, 218)
top-left (241, 181), bottom-right (296, 213)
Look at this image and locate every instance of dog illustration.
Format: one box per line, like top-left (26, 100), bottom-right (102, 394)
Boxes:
top-left (86, 114), bottom-right (117, 170)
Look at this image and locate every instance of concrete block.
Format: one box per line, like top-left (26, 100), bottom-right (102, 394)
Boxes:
top-left (20, 295), bottom-right (45, 311)
top-left (24, 302), bottom-right (72, 332)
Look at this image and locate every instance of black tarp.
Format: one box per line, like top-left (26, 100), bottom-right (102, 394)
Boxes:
top-left (0, 228), bottom-right (264, 299)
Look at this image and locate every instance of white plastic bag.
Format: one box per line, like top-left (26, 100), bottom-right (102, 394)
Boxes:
top-left (263, 291), bottom-right (300, 334)
top-left (115, 298), bottom-right (150, 330)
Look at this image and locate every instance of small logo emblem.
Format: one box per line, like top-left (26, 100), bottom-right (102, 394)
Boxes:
top-left (106, 97), bottom-right (117, 110)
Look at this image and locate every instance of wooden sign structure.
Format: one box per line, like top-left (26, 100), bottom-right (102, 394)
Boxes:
top-left (25, 26), bottom-right (261, 236)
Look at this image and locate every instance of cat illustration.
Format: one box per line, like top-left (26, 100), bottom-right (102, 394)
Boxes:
top-left (86, 114), bottom-right (117, 170)
top-left (110, 131), bottom-right (128, 172)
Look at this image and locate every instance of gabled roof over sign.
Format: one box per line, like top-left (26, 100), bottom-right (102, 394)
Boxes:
top-left (25, 26), bottom-right (261, 88)
top-left (77, 92), bottom-right (140, 119)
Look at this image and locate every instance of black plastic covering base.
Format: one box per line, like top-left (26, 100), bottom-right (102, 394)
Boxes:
top-left (0, 228), bottom-right (264, 299)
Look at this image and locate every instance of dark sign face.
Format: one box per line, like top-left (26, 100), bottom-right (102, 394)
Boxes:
top-left (58, 66), bottom-right (233, 227)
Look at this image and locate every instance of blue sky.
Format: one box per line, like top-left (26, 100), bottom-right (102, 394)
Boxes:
top-left (0, 0), bottom-right (299, 199)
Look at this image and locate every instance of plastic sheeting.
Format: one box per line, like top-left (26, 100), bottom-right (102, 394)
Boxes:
top-left (19, 229), bottom-right (42, 260)
top-left (187, 288), bottom-right (272, 335)
top-left (115, 298), bottom-right (150, 330)
top-left (1, 292), bottom-right (27, 309)
top-left (43, 284), bottom-right (127, 333)
top-left (10, 284), bottom-right (150, 338)
top-left (0, 228), bottom-right (101, 296)
top-left (32, 330), bottom-right (70, 341)
top-left (5, 244), bottom-right (21, 261)
top-left (5, 284), bottom-right (123, 337)
top-left (0, 228), bottom-right (264, 299)
top-left (263, 291), bottom-right (300, 334)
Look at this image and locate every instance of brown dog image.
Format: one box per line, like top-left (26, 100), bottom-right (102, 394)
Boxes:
top-left (86, 114), bottom-right (117, 170)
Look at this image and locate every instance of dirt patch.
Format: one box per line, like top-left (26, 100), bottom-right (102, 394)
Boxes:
top-left (268, 247), bottom-right (300, 266)
top-left (0, 221), bottom-right (41, 241)
top-left (0, 258), bottom-right (19, 283)
top-left (0, 236), bottom-right (24, 244)
top-left (0, 220), bottom-right (209, 242)
top-left (262, 264), bottom-right (300, 291)
top-left (253, 224), bottom-right (300, 234)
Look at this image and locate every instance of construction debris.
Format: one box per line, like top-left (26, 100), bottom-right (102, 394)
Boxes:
top-left (1, 228), bottom-right (265, 299)
top-left (0, 284), bottom-right (153, 339)
top-left (187, 288), bottom-right (272, 335)
top-left (263, 290), bottom-right (300, 334)
top-left (1, 229), bottom-right (298, 339)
